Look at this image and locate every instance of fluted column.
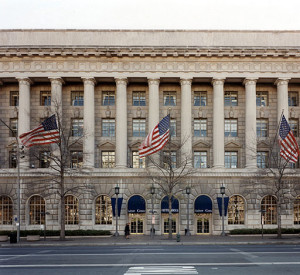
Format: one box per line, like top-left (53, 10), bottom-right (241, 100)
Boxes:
top-left (180, 78), bottom-right (192, 162)
top-left (83, 78), bottom-right (96, 168)
top-left (212, 79), bottom-right (225, 168)
top-left (49, 78), bottom-right (63, 120)
top-left (244, 78), bottom-right (257, 168)
top-left (115, 78), bottom-right (128, 168)
top-left (275, 78), bottom-right (290, 123)
top-left (148, 78), bottom-right (160, 130)
top-left (17, 77), bottom-right (31, 168)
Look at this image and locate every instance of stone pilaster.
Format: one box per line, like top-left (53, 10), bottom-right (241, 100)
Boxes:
top-left (275, 78), bottom-right (290, 123)
top-left (244, 78), bottom-right (257, 168)
top-left (115, 78), bottom-right (128, 168)
top-left (212, 78), bottom-right (225, 168)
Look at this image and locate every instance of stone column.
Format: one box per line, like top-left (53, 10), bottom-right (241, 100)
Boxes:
top-left (148, 78), bottom-right (160, 130)
top-left (244, 78), bottom-right (257, 168)
top-left (49, 78), bottom-right (63, 120)
top-left (180, 78), bottom-right (192, 162)
top-left (212, 79), bottom-right (225, 168)
top-left (17, 77), bottom-right (31, 168)
top-left (115, 78), bottom-right (128, 168)
top-left (83, 78), bottom-right (96, 168)
top-left (275, 78), bottom-right (290, 123)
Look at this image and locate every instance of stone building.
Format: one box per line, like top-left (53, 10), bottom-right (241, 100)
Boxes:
top-left (0, 30), bottom-right (300, 235)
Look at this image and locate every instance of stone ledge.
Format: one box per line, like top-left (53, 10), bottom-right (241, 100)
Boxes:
top-left (26, 235), bottom-right (40, 241)
top-left (0, 235), bottom-right (8, 242)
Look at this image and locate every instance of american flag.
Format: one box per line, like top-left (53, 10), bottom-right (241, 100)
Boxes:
top-left (19, 115), bottom-right (60, 148)
top-left (279, 115), bottom-right (299, 163)
top-left (139, 114), bottom-right (170, 158)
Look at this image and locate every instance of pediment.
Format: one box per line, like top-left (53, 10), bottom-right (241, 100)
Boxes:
top-left (129, 141), bottom-right (142, 148)
top-left (257, 140), bottom-right (270, 148)
top-left (6, 141), bottom-right (17, 148)
top-left (225, 141), bottom-right (241, 148)
top-left (98, 141), bottom-right (115, 148)
top-left (193, 140), bottom-right (211, 148)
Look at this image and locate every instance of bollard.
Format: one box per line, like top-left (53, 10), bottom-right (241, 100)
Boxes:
top-left (176, 233), bottom-right (180, 242)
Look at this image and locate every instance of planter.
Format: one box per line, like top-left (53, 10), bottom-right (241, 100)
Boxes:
top-left (27, 235), bottom-right (40, 241)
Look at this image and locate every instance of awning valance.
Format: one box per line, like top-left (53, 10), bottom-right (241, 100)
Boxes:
top-left (161, 196), bottom-right (179, 213)
top-left (128, 195), bottom-right (146, 213)
top-left (194, 195), bottom-right (212, 213)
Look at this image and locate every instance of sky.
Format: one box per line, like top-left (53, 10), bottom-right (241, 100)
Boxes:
top-left (0, 0), bottom-right (300, 30)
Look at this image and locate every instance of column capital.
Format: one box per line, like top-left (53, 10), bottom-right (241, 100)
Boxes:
top-left (115, 78), bottom-right (128, 86)
top-left (49, 77), bottom-right (64, 85)
top-left (148, 78), bottom-right (160, 86)
top-left (275, 78), bottom-right (290, 86)
top-left (211, 78), bottom-right (225, 86)
top-left (243, 78), bottom-right (258, 86)
top-left (16, 77), bottom-right (32, 86)
top-left (180, 78), bottom-right (192, 86)
top-left (82, 77), bottom-right (96, 86)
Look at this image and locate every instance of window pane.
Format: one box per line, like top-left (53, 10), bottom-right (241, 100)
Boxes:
top-left (228, 195), bottom-right (245, 225)
top-left (95, 195), bottom-right (112, 225)
top-left (29, 196), bottom-right (45, 225)
top-left (225, 152), bottom-right (238, 168)
top-left (102, 119), bottom-right (115, 137)
top-left (261, 195), bottom-right (277, 225)
top-left (71, 91), bottom-right (84, 106)
top-left (256, 92), bottom-right (268, 107)
top-left (164, 92), bottom-right (176, 106)
top-left (289, 92), bottom-right (298, 107)
top-left (170, 119), bottom-right (176, 137)
top-left (39, 151), bottom-right (50, 168)
top-left (9, 118), bottom-right (18, 137)
top-left (40, 91), bottom-right (51, 106)
top-left (10, 91), bottom-right (19, 106)
top-left (0, 196), bottom-right (13, 225)
top-left (194, 151), bottom-right (207, 168)
top-left (225, 119), bottom-right (237, 137)
top-left (133, 119), bottom-right (146, 137)
top-left (133, 91), bottom-right (146, 106)
top-left (101, 151), bottom-right (115, 168)
top-left (194, 92), bottom-right (207, 106)
top-left (72, 119), bottom-right (83, 137)
top-left (65, 195), bottom-right (79, 225)
top-left (290, 119), bottom-right (299, 137)
top-left (225, 91), bottom-right (238, 106)
top-left (257, 119), bottom-right (268, 137)
top-left (103, 92), bottom-right (115, 106)
top-left (132, 151), bottom-right (145, 168)
top-left (70, 151), bottom-right (83, 168)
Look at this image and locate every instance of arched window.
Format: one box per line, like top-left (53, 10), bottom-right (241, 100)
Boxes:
top-left (0, 196), bottom-right (13, 225)
top-left (65, 195), bottom-right (79, 225)
top-left (261, 195), bottom-right (277, 225)
top-left (228, 195), bottom-right (245, 225)
top-left (29, 195), bottom-right (45, 225)
top-left (294, 196), bottom-right (300, 224)
top-left (95, 195), bottom-right (112, 225)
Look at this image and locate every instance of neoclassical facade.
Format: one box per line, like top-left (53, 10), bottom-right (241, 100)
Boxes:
top-left (1, 30), bottom-right (300, 235)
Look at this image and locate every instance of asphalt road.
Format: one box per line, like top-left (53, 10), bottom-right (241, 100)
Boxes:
top-left (1, 244), bottom-right (300, 274)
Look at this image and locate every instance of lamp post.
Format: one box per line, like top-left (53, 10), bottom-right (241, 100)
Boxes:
top-left (220, 186), bottom-right (226, 236)
top-left (114, 186), bottom-right (120, 237)
top-left (150, 185), bottom-right (155, 238)
top-left (186, 187), bottom-right (191, 236)
top-left (41, 211), bottom-right (50, 241)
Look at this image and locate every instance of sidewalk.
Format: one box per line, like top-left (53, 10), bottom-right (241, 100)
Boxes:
top-left (1, 234), bottom-right (300, 247)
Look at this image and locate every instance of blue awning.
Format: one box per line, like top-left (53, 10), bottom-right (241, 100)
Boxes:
top-left (194, 195), bottom-right (212, 213)
top-left (128, 195), bottom-right (146, 213)
top-left (161, 196), bottom-right (179, 213)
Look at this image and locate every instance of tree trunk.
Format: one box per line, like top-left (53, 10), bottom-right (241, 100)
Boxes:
top-left (277, 195), bottom-right (282, 239)
top-left (168, 196), bottom-right (173, 240)
top-left (60, 173), bottom-right (65, 241)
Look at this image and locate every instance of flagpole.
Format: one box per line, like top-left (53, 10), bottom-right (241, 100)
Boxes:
top-left (270, 110), bottom-right (284, 166)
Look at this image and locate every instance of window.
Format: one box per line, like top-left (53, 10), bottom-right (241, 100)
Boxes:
top-left (163, 92), bottom-right (176, 106)
top-left (257, 119), bottom-right (268, 137)
top-left (257, 151), bottom-right (269, 168)
top-left (65, 195), bottom-right (79, 225)
top-left (289, 91), bottom-right (298, 107)
top-left (71, 119), bottom-right (83, 137)
top-left (294, 196), bottom-right (300, 225)
top-left (70, 151), bottom-right (83, 168)
top-left (194, 151), bottom-right (207, 168)
top-left (261, 195), bottom-right (277, 225)
top-left (290, 119), bottom-right (299, 137)
top-left (0, 196), bottom-right (13, 225)
top-left (102, 91), bottom-right (115, 106)
top-left (256, 91), bottom-right (268, 107)
top-left (9, 118), bottom-right (18, 137)
top-left (170, 119), bottom-right (176, 137)
top-left (228, 195), bottom-right (245, 225)
top-left (102, 119), bottom-right (115, 137)
top-left (194, 119), bottom-right (207, 137)
top-left (225, 151), bottom-right (238, 168)
top-left (71, 91), bottom-right (84, 106)
top-left (101, 151), bottom-right (115, 168)
top-left (39, 151), bottom-right (50, 168)
top-left (194, 91), bottom-right (207, 106)
top-left (133, 91), bottom-right (146, 106)
top-left (132, 119), bottom-right (146, 137)
top-left (29, 196), bottom-right (45, 225)
top-left (224, 91), bottom-right (238, 106)
top-left (10, 91), bottom-right (19, 106)
top-left (95, 195), bottom-right (113, 225)
top-left (225, 119), bottom-right (238, 137)
top-left (163, 151), bottom-right (176, 169)
top-left (132, 151), bottom-right (145, 168)
top-left (9, 150), bottom-right (17, 168)
top-left (40, 91), bottom-right (51, 106)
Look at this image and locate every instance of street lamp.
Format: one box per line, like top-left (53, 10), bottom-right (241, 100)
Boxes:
top-left (150, 185), bottom-right (155, 238)
top-left (114, 186), bottom-right (120, 237)
top-left (186, 187), bottom-right (191, 236)
top-left (220, 186), bottom-right (226, 236)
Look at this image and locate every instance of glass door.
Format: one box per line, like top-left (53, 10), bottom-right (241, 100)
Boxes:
top-left (196, 213), bottom-right (211, 234)
top-left (129, 213), bottom-right (144, 234)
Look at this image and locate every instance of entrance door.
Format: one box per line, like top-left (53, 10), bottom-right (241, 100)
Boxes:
top-left (162, 214), bottom-right (178, 234)
top-left (129, 213), bottom-right (144, 234)
top-left (196, 213), bottom-right (211, 234)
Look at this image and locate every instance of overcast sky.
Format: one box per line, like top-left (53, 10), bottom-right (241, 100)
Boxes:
top-left (0, 0), bottom-right (300, 30)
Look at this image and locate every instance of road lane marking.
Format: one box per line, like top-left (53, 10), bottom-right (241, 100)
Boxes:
top-left (124, 266), bottom-right (198, 274)
top-left (230, 248), bottom-right (258, 259)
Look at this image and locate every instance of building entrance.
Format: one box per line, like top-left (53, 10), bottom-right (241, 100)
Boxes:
top-left (196, 213), bottom-right (211, 234)
top-left (129, 213), bottom-right (144, 234)
top-left (162, 214), bottom-right (178, 234)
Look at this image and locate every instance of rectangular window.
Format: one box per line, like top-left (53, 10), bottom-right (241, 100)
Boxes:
top-left (9, 151), bottom-right (17, 168)
top-left (289, 91), bottom-right (299, 107)
top-left (71, 91), bottom-right (84, 106)
top-left (170, 119), bottom-right (176, 137)
top-left (9, 118), bottom-right (18, 137)
top-left (132, 91), bottom-right (146, 106)
top-left (194, 119), bottom-right (207, 137)
top-left (71, 119), bottom-right (83, 137)
top-left (257, 119), bottom-right (268, 137)
top-left (102, 119), bottom-right (115, 137)
top-left (132, 151), bottom-right (145, 168)
top-left (39, 151), bottom-right (50, 168)
top-left (70, 151), bottom-right (83, 168)
top-left (10, 91), bottom-right (19, 106)
top-left (225, 151), bottom-right (238, 168)
top-left (257, 151), bottom-right (269, 168)
top-left (102, 91), bottom-right (115, 106)
top-left (163, 151), bottom-right (176, 169)
top-left (290, 119), bottom-right (299, 137)
top-left (132, 119), bottom-right (146, 137)
top-left (224, 91), bottom-right (238, 106)
top-left (101, 151), bottom-right (115, 168)
top-left (40, 91), bottom-right (51, 106)
top-left (225, 119), bottom-right (238, 137)
top-left (163, 92), bottom-right (176, 106)
top-left (194, 91), bottom-right (207, 106)
top-left (194, 151), bottom-right (207, 168)
top-left (256, 91), bottom-right (268, 107)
